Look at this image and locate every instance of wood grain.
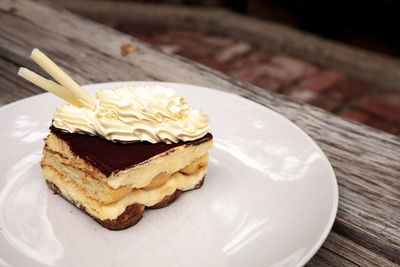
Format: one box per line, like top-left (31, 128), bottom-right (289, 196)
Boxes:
top-left (0, 0), bottom-right (399, 265)
top-left (0, 56), bottom-right (45, 105)
top-left (306, 231), bottom-right (397, 266)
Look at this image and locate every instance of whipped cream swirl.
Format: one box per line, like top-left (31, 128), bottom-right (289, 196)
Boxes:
top-left (53, 85), bottom-right (210, 144)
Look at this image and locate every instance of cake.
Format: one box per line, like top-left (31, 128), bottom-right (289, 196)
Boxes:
top-left (41, 125), bottom-right (213, 230)
top-left (18, 49), bottom-right (213, 230)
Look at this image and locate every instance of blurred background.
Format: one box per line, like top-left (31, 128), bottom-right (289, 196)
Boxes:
top-left (50, 0), bottom-right (400, 135)
top-left (233, 0), bottom-right (399, 57)
top-left (114, 0), bottom-right (400, 57)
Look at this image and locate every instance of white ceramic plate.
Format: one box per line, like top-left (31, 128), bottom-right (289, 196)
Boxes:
top-left (0, 82), bottom-right (338, 267)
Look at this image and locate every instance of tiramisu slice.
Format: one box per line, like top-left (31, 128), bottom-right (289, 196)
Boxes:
top-left (41, 126), bottom-right (212, 230)
top-left (18, 49), bottom-right (213, 230)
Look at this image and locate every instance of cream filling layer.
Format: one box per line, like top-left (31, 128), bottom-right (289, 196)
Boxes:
top-left (110, 142), bottom-right (211, 189)
top-left (42, 165), bottom-right (207, 220)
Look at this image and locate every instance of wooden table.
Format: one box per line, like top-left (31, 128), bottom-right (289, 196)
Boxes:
top-left (1, 0), bottom-right (399, 265)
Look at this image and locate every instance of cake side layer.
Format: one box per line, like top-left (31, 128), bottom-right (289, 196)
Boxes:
top-left (50, 125), bottom-right (213, 176)
top-left (42, 147), bottom-right (208, 204)
top-left (46, 180), bottom-right (195, 230)
top-left (41, 164), bottom-right (207, 220)
top-left (45, 131), bottom-right (213, 189)
top-left (47, 180), bottom-right (145, 231)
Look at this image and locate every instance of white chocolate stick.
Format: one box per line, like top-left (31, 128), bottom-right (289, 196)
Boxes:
top-left (18, 68), bottom-right (83, 107)
top-left (30, 48), bottom-right (95, 108)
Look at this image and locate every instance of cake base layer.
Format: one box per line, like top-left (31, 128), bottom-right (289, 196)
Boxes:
top-left (46, 176), bottom-right (205, 230)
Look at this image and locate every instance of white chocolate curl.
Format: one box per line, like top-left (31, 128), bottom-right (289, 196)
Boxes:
top-left (53, 85), bottom-right (210, 144)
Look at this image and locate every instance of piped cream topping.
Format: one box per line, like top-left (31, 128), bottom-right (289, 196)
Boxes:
top-left (53, 85), bottom-right (210, 144)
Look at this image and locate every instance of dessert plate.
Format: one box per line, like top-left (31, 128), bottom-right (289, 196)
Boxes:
top-left (0, 82), bottom-right (338, 267)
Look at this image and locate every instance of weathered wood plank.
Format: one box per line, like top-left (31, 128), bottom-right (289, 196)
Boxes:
top-left (0, 0), bottom-right (399, 264)
top-left (313, 231), bottom-right (398, 266)
top-left (307, 248), bottom-right (357, 267)
top-left (0, 56), bottom-right (44, 105)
